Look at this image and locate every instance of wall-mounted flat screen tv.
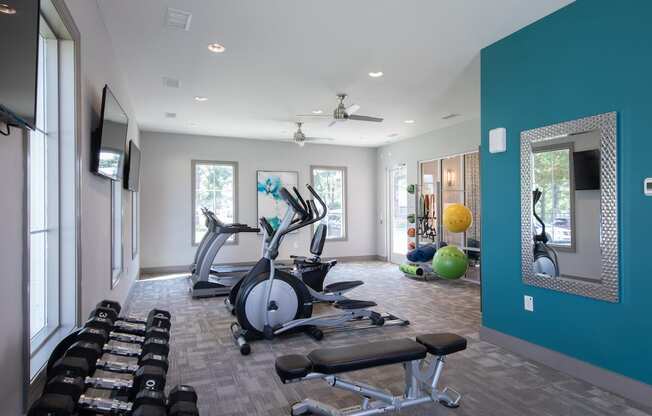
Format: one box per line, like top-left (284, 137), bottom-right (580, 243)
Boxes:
top-left (91, 85), bottom-right (128, 181)
top-left (573, 149), bottom-right (600, 190)
top-left (124, 140), bottom-right (141, 192)
top-left (0, 0), bottom-right (40, 130)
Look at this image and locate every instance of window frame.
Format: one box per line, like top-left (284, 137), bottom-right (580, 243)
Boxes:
top-left (132, 191), bottom-right (139, 259)
top-left (532, 142), bottom-right (577, 252)
top-left (111, 180), bottom-right (125, 288)
top-left (310, 165), bottom-right (348, 241)
top-left (23, 0), bottom-right (82, 406)
top-left (190, 160), bottom-right (239, 247)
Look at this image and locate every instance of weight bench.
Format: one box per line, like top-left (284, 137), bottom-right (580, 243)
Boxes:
top-left (276, 333), bottom-right (467, 415)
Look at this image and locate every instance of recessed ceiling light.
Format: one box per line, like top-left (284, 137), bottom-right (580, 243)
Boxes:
top-left (194, 96), bottom-right (208, 102)
top-left (207, 43), bottom-right (225, 53)
top-left (368, 71), bottom-right (384, 78)
top-left (311, 109), bottom-right (323, 114)
top-left (404, 119), bottom-right (415, 124)
top-left (0, 3), bottom-right (17, 14)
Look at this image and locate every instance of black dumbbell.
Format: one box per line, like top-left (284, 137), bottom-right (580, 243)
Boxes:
top-left (76, 327), bottom-right (170, 358)
top-left (85, 315), bottom-right (171, 341)
top-left (168, 385), bottom-right (199, 416)
top-left (45, 365), bottom-right (165, 400)
top-left (93, 301), bottom-right (172, 330)
top-left (28, 389), bottom-right (167, 415)
top-left (62, 341), bottom-right (169, 374)
top-left (82, 320), bottom-right (171, 344)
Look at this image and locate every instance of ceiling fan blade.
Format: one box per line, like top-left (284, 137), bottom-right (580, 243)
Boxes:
top-left (348, 114), bottom-right (384, 123)
top-left (305, 137), bottom-right (335, 142)
top-left (345, 104), bottom-right (360, 115)
top-left (296, 114), bottom-right (331, 118)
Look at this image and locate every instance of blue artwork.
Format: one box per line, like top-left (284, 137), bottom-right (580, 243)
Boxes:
top-left (256, 170), bottom-right (298, 232)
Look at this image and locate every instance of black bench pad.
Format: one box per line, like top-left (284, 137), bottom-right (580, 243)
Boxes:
top-left (416, 333), bottom-right (467, 356)
top-left (308, 338), bottom-right (427, 375)
top-left (276, 354), bottom-right (313, 383)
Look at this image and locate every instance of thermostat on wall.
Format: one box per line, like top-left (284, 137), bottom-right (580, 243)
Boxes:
top-left (645, 178), bottom-right (652, 196)
top-left (489, 127), bottom-right (507, 153)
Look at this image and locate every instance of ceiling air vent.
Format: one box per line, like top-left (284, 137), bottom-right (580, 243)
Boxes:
top-left (162, 77), bottom-right (180, 88)
top-left (165, 8), bottom-right (192, 31)
top-left (442, 113), bottom-right (460, 120)
top-left (165, 112), bottom-right (177, 119)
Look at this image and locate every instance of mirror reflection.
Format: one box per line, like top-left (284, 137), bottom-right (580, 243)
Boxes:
top-left (531, 130), bottom-right (601, 282)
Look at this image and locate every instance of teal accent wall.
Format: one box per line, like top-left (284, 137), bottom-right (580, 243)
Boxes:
top-left (481, 0), bottom-right (652, 385)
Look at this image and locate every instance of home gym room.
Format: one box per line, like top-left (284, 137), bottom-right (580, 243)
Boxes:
top-left (1, 1), bottom-right (651, 415)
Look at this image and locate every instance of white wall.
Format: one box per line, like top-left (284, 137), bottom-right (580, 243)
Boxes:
top-left (0, 128), bottom-right (25, 415)
top-left (65, 0), bottom-right (140, 315)
top-left (140, 132), bottom-right (378, 268)
top-left (375, 119), bottom-right (480, 257)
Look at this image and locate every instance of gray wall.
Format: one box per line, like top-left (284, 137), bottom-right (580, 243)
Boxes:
top-left (375, 119), bottom-right (481, 257)
top-left (0, 129), bottom-right (25, 415)
top-left (65, 0), bottom-right (141, 315)
top-left (140, 131), bottom-right (378, 268)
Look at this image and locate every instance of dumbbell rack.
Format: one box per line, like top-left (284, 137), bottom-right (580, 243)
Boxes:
top-left (28, 299), bottom-right (200, 416)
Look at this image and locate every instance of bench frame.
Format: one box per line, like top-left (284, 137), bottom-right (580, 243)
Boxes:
top-left (286, 354), bottom-right (461, 416)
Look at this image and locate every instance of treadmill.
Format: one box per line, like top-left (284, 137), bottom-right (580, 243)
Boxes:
top-left (190, 210), bottom-right (259, 298)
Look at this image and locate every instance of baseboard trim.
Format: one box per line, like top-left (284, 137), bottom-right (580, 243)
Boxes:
top-left (140, 256), bottom-right (388, 276)
top-left (480, 326), bottom-right (652, 408)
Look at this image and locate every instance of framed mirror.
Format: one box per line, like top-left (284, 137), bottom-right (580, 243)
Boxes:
top-left (520, 112), bottom-right (619, 302)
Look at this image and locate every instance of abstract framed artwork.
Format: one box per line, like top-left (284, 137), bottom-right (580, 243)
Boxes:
top-left (256, 170), bottom-right (299, 233)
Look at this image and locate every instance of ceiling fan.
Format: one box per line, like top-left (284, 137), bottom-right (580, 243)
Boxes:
top-left (288, 122), bottom-right (334, 147)
top-left (298, 94), bottom-right (384, 127)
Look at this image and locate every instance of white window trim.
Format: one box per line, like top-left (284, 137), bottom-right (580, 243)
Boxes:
top-left (190, 160), bottom-right (239, 247)
top-left (310, 165), bottom-right (348, 242)
top-left (532, 142), bottom-right (577, 252)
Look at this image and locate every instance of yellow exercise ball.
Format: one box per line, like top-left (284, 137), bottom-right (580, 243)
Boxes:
top-left (443, 203), bottom-right (473, 233)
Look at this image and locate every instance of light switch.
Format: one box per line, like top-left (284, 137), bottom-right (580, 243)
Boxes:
top-left (645, 178), bottom-right (652, 196)
top-left (489, 128), bottom-right (507, 154)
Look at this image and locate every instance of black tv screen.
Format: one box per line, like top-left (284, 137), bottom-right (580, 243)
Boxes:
top-left (0, 0), bottom-right (40, 130)
top-left (92, 85), bottom-right (128, 181)
top-left (573, 150), bottom-right (600, 190)
top-left (124, 140), bottom-right (141, 192)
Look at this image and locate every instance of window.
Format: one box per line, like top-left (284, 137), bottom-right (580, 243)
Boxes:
top-left (192, 161), bottom-right (237, 245)
top-left (111, 181), bottom-right (124, 286)
top-left (311, 166), bottom-right (347, 240)
top-left (29, 28), bottom-right (60, 342)
top-left (132, 192), bottom-right (139, 259)
top-left (27, 8), bottom-right (79, 382)
top-left (533, 144), bottom-right (574, 248)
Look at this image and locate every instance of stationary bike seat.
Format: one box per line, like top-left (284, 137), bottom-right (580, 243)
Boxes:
top-left (334, 299), bottom-right (377, 310)
top-left (324, 281), bottom-right (364, 293)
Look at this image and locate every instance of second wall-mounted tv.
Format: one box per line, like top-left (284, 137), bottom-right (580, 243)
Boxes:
top-left (124, 140), bottom-right (141, 192)
top-left (573, 149), bottom-right (600, 190)
top-left (91, 85), bottom-right (128, 180)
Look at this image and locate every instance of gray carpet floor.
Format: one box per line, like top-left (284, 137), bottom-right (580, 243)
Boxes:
top-left (127, 262), bottom-right (651, 416)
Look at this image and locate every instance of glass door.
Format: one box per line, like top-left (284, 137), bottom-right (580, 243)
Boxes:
top-left (388, 165), bottom-right (407, 264)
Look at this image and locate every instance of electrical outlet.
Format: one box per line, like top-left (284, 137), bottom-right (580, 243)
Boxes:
top-left (524, 295), bottom-right (534, 312)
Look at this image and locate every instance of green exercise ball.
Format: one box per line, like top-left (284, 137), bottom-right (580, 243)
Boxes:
top-left (432, 245), bottom-right (468, 280)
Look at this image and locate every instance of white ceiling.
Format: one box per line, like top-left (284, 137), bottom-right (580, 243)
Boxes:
top-left (97, 0), bottom-right (572, 147)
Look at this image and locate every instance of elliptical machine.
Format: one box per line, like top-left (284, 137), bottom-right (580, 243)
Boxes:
top-left (230, 185), bottom-right (409, 355)
top-left (532, 188), bottom-right (560, 277)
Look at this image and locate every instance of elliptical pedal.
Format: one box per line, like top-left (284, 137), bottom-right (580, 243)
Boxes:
top-left (333, 299), bottom-right (377, 310)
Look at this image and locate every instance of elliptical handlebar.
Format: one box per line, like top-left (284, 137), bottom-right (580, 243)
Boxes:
top-left (532, 188), bottom-right (547, 243)
top-left (306, 184), bottom-right (327, 222)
